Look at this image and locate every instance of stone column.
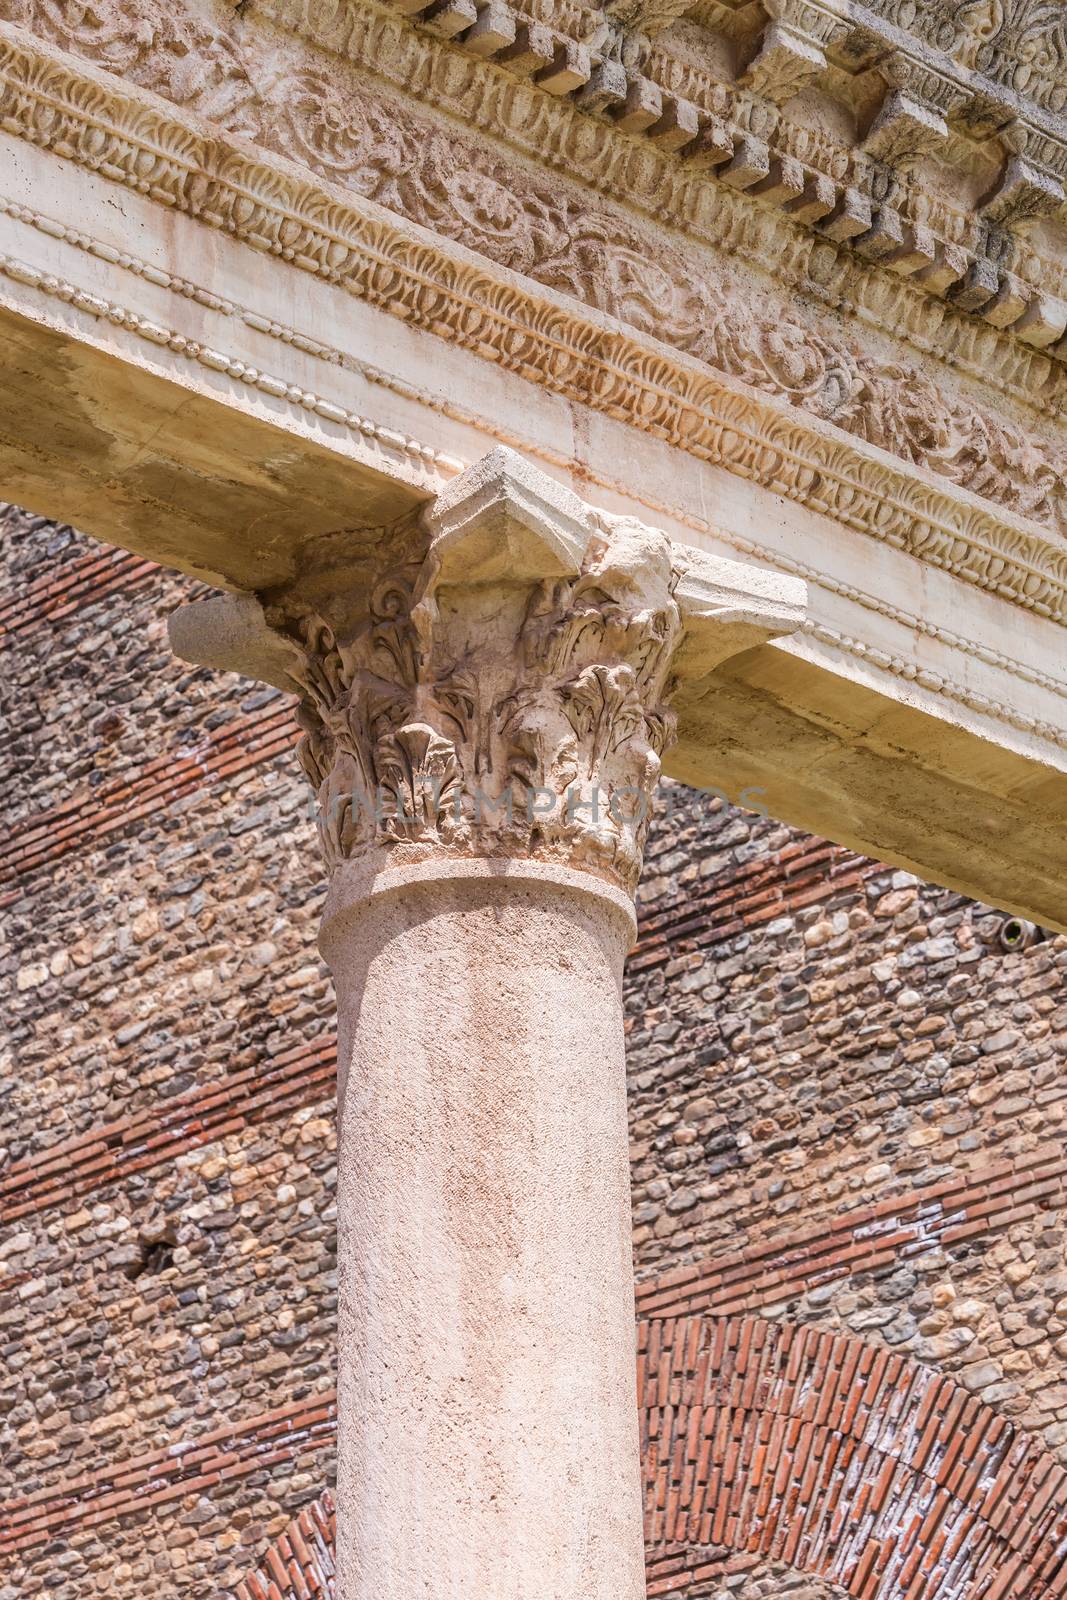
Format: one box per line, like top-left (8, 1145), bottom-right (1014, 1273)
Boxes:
top-left (323, 855), bottom-right (642, 1599)
top-left (169, 447), bottom-right (805, 1600)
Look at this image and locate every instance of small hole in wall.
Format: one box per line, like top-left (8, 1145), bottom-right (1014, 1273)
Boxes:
top-left (135, 1239), bottom-right (175, 1278)
top-left (124, 1221), bottom-right (178, 1280)
top-left (999, 917), bottom-right (1049, 953)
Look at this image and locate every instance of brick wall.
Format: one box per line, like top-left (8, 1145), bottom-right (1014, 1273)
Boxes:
top-left (2, 509), bottom-right (1065, 1598)
top-left (1, 511), bottom-right (336, 1595)
top-left (630, 791), bottom-right (1067, 1462)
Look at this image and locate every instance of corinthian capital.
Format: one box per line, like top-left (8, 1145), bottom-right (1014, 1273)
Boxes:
top-left (170, 449), bottom-right (805, 895)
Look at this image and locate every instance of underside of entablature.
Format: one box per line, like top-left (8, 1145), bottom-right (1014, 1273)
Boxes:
top-left (0, 19), bottom-right (1063, 928)
top-left (668, 640), bottom-right (1067, 935)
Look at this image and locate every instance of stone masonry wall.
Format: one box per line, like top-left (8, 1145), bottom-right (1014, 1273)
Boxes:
top-left (1, 511), bottom-right (337, 1596)
top-left (1, 509), bottom-right (1065, 1598)
top-left (631, 789), bottom-right (1067, 1467)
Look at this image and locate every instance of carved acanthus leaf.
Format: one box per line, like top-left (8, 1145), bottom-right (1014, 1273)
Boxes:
top-left (168, 451), bottom-right (807, 894)
top-left (740, 22), bottom-right (828, 107)
top-left (600, 0), bottom-right (697, 40)
top-left (1, 7), bottom-right (1067, 545)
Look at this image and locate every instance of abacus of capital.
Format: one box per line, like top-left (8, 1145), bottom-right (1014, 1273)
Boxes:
top-left (2, 0), bottom-right (1067, 1591)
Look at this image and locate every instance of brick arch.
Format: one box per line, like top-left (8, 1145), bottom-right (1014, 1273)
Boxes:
top-left (236, 1492), bottom-right (335, 1600)
top-left (640, 1314), bottom-right (1067, 1600)
top-left (646, 1545), bottom-right (856, 1600)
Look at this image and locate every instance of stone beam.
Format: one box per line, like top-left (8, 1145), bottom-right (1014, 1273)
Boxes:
top-left (0, 81), bottom-right (1063, 930)
top-left (0, 289), bottom-right (430, 593)
top-left (671, 649), bottom-right (1067, 934)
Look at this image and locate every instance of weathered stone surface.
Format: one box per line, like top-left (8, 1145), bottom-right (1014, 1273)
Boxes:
top-left (0, 0), bottom-right (1065, 1586)
top-left (0, 0), bottom-right (1064, 931)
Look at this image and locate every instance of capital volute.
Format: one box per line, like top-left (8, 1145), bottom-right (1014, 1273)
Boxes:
top-left (169, 448), bottom-right (806, 894)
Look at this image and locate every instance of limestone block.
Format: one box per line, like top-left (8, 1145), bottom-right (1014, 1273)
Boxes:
top-left (673, 548), bottom-right (807, 678)
top-left (423, 445), bottom-right (592, 582)
top-left (167, 593), bottom-right (302, 691)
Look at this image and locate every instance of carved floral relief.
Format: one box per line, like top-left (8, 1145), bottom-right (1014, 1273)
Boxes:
top-left (872, 0), bottom-right (1067, 110)
top-left (268, 508), bottom-right (681, 892)
top-left (17, 0), bottom-right (261, 125)
top-left (4, 0), bottom-right (1067, 537)
top-left (254, 81), bottom-right (1067, 535)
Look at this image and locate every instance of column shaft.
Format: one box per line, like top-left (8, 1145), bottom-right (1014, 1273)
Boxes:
top-left (321, 858), bottom-right (647, 1600)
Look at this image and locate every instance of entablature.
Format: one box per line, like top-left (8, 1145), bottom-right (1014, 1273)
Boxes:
top-left (362, 0), bottom-right (1067, 367)
top-left (6, 1), bottom-right (1067, 512)
top-left (0, 2), bottom-right (1063, 926)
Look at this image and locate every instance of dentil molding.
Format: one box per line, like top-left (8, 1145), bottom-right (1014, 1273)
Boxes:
top-left (1, 23), bottom-right (1067, 641)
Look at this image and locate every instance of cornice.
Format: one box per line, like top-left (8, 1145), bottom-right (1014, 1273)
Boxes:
top-left (9, 1), bottom-right (1067, 537)
top-left (319, 0), bottom-right (1067, 374)
top-left (7, 0), bottom-right (1067, 433)
top-left (261, 0), bottom-right (1067, 415)
top-left (2, 21), bottom-right (1067, 657)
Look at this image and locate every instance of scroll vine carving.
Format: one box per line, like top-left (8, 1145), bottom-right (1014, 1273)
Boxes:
top-left (8, 0), bottom-right (261, 126)
top-left (870, 0), bottom-right (1067, 112)
top-left (270, 507), bottom-right (681, 893)
top-left (4, 0), bottom-right (1067, 537)
top-left (246, 84), bottom-right (1067, 536)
